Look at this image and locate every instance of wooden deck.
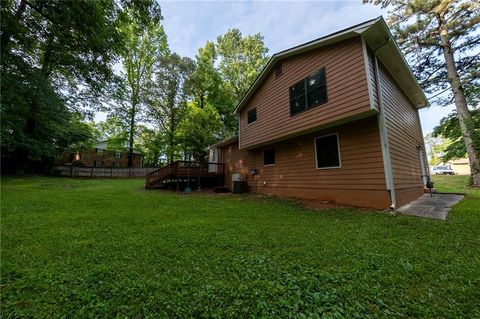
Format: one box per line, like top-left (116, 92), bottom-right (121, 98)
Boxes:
top-left (145, 161), bottom-right (225, 190)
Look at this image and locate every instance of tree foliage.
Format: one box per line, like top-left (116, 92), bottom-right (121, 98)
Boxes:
top-left (365, 0), bottom-right (479, 101)
top-left (216, 29), bottom-right (270, 103)
top-left (191, 30), bottom-right (269, 136)
top-left (433, 108), bottom-right (480, 162)
top-left (178, 103), bottom-right (223, 161)
top-left (147, 53), bottom-right (195, 164)
top-left (424, 133), bottom-right (451, 164)
top-left (135, 127), bottom-right (165, 167)
top-left (1, 1), bottom-right (270, 172)
top-left (112, 4), bottom-right (168, 167)
top-left (1, 0), bottom-right (124, 172)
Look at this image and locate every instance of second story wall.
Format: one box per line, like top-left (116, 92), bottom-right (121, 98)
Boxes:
top-left (239, 36), bottom-right (374, 149)
top-left (379, 63), bottom-right (426, 206)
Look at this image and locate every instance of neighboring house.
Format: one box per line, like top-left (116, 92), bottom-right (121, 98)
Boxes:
top-left (437, 158), bottom-right (471, 175)
top-left (61, 140), bottom-right (143, 167)
top-left (208, 17), bottom-right (430, 209)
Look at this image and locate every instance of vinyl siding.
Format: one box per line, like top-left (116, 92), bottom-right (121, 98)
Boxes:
top-left (221, 143), bottom-right (252, 190)
top-left (367, 51), bottom-right (379, 111)
top-left (379, 64), bottom-right (426, 206)
top-left (222, 116), bottom-right (391, 209)
top-left (239, 36), bottom-right (374, 149)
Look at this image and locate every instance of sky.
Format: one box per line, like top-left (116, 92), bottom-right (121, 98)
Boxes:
top-left (98, 0), bottom-right (455, 135)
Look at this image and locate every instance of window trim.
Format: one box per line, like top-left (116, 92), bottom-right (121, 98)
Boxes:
top-left (247, 107), bottom-right (257, 125)
top-left (289, 67), bottom-right (328, 117)
top-left (275, 63), bottom-right (283, 78)
top-left (263, 149), bottom-right (276, 166)
top-left (314, 132), bottom-right (342, 170)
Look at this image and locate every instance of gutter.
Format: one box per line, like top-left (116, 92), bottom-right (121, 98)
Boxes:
top-left (372, 37), bottom-right (397, 210)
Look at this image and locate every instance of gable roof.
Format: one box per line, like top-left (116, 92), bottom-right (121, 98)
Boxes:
top-left (208, 135), bottom-right (239, 149)
top-left (234, 16), bottom-right (428, 114)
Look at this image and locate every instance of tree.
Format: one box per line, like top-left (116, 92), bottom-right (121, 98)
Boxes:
top-left (135, 126), bottom-right (165, 167)
top-left (433, 108), bottom-right (480, 162)
top-left (178, 103), bottom-right (223, 161)
top-left (364, 0), bottom-right (480, 185)
top-left (1, 0), bottom-right (123, 173)
top-left (190, 41), bottom-right (222, 109)
top-left (216, 29), bottom-right (269, 103)
top-left (95, 115), bottom-right (130, 149)
top-left (215, 29), bottom-right (269, 134)
top-left (424, 133), bottom-right (451, 164)
top-left (114, 5), bottom-right (168, 167)
top-left (147, 53), bottom-right (195, 164)
top-left (190, 30), bottom-right (269, 136)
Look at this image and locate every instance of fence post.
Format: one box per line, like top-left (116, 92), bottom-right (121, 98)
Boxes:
top-left (111, 167), bottom-right (113, 178)
top-left (71, 166), bottom-right (74, 178)
top-left (129, 167), bottom-right (132, 178)
top-left (91, 166), bottom-right (94, 178)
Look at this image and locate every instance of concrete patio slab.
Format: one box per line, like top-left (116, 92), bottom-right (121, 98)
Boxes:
top-left (396, 193), bottom-right (464, 220)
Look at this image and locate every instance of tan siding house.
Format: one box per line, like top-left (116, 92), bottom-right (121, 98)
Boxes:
top-left (209, 17), bottom-right (429, 209)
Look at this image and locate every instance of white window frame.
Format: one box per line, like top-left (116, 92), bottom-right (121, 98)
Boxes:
top-left (314, 132), bottom-right (342, 169)
top-left (115, 151), bottom-right (121, 159)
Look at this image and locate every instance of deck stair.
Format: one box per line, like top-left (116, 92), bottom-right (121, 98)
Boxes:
top-left (145, 160), bottom-right (225, 190)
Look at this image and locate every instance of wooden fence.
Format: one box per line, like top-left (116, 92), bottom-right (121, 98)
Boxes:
top-left (52, 165), bottom-right (159, 178)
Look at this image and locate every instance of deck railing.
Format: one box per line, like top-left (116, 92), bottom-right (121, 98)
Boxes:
top-left (145, 160), bottom-right (225, 189)
top-left (52, 165), bottom-right (159, 178)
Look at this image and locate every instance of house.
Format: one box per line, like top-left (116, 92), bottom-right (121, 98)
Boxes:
top-left (60, 140), bottom-right (143, 168)
top-left (208, 17), bottom-right (430, 209)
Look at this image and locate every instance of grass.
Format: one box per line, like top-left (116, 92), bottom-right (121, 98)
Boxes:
top-left (430, 174), bottom-right (472, 193)
top-left (1, 177), bottom-right (479, 318)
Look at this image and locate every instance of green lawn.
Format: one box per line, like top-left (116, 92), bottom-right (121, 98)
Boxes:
top-left (431, 174), bottom-right (472, 193)
top-left (1, 177), bottom-right (479, 318)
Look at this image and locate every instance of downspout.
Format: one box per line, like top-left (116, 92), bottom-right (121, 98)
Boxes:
top-left (372, 37), bottom-right (397, 209)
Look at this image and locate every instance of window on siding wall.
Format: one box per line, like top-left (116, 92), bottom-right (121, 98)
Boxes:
top-left (289, 68), bottom-right (327, 116)
top-left (315, 133), bottom-right (341, 169)
top-left (247, 108), bottom-right (257, 124)
top-left (115, 151), bottom-right (121, 159)
top-left (275, 63), bottom-right (283, 77)
top-left (264, 149), bottom-right (275, 166)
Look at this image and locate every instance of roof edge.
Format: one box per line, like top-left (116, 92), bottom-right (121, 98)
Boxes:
top-left (233, 17), bottom-right (383, 115)
top-left (206, 135), bottom-right (239, 149)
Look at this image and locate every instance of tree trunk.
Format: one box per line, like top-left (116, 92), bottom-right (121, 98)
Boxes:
top-left (15, 32), bottom-right (54, 174)
top-left (168, 133), bottom-right (174, 164)
top-left (128, 104), bottom-right (135, 168)
top-left (439, 15), bottom-right (480, 186)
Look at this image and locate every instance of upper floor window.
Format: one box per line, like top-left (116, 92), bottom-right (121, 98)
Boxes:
top-left (289, 68), bottom-right (327, 116)
top-left (115, 151), bottom-right (121, 159)
top-left (275, 63), bottom-right (283, 77)
top-left (264, 149), bottom-right (275, 166)
top-left (314, 133), bottom-right (341, 169)
top-left (247, 108), bottom-right (257, 124)
top-left (96, 148), bottom-right (104, 155)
